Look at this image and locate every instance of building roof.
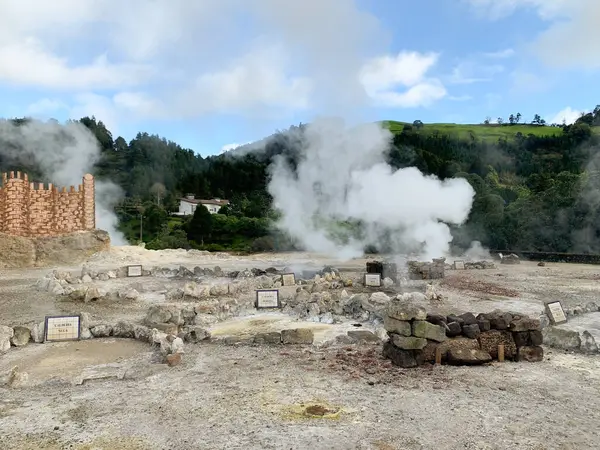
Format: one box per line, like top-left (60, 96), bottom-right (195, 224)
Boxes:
top-left (180, 198), bottom-right (230, 206)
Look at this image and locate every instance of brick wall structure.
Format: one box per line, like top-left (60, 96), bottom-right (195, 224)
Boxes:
top-left (0, 171), bottom-right (95, 237)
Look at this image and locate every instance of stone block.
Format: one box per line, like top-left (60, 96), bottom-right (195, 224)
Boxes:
top-left (510, 317), bottom-right (541, 332)
top-left (446, 314), bottom-right (464, 326)
top-left (382, 342), bottom-right (420, 368)
top-left (529, 330), bottom-right (543, 346)
top-left (516, 346), bottom-right (544, 362)
top-left (512, 331), bottom-right (530, 347)
top-left (11, 326), bottom-right (31, 346)
top-left (462, 323), bottom-right (481, 339)
top-left (477, 319), bottom-right (491, 332)
top-left (478, 330), bottom-right (517, 359)
top-left (253, 332), bottom-right (282, 344)
top-left (347, 330), bottom-right (380, 343)
top-left (412, 321), bottom-right (447, 342)
top-left (281, 328), bottom-right (314, 344)
top-left (387, 302), bottom-right (426, 321)
top-left (422, 337), bottom-right (480, 363)
top-left (446, 321), bottom-right (462, 337)
top-left (447, 348), bottom-right (492, 365)
top-left (383, 316), bottom-right (411, 336)
top-left (390, 334), bottom-right (428, 350)
top-left (426, 313), bottom-right (447, 327)
top-left (458, 312), bottom-right (477, 325)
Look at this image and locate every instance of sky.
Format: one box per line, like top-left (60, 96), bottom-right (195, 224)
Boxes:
top-left (0, 0), bottom-right (598, 156)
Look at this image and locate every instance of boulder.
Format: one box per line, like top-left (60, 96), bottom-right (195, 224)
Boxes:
top-left (412, 321), bottom-right (447, 342)
top-left (112, 321), bottom-right (135, 338)
top-left (512, 331), bottom-right (530, 347)
top-left (10, 326), bottom-right (31, 346)
top-left (133, 325), bottom-right (153, 343)
top-left (458, 313), bottom-right (477, 325)
top-left (90, 324), bottom-right (112, 337)
top-left (580, 331), bottom-right (598, 353)
top-left (422, 337), bottom-right (480, 363)
top-left (530, 330), bottom-right (543, 346)
top-left (477, 319), bottom-right (491, 332)
top-left (30, 321), bottom-right (45, 343)
top-left (446, 321), bottom-right (462, 337)
top-left (347, 330), bottom-right (380, 343)
top-left (181, 326), bottom-right (211, 343)
top-left (542, 327), bottom-right (581, 352)
top-left (447, 348), bottom-right (492, 365)
top-left (0, 326), bottom-right (13, 352)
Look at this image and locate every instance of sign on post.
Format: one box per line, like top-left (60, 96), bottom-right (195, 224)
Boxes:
top-left (281, 273), bottom-right (296, 286)
top-left (364, 273), bottom-right (382, 287)
top-left (545, 301), bottom-right (567, 325)
top-left (45, 315), bottom-right (81, 342)
top-left (256, 289), bottom-right (281, 309)
top-left (454, 260), bottom-right (465, 270)
top-left (127, 265), bottom-right (143, 277)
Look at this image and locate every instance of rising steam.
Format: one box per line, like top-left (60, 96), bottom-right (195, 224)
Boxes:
top-left (0, 119), bottom-right (127, 244)
top-left (267, 118), bottom-right (475, 260)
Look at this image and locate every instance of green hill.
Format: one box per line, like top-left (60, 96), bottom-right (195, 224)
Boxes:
top-left (381, 121), bottom-right (598, 141)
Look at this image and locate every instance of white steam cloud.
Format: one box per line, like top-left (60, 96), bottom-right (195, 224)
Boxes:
top-left (267, 118), bottom-right (475, 260)
top-left (0, 119), bottom-right (127, 244)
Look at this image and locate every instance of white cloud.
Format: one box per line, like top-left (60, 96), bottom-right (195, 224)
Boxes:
top-left (465, 0), bottom-right (600, 69)
top-left (3, 0), bottom-right (448, 123)
top-left (482, 48), bottom-right (515, 59)
top-left (359, 52), bottom-right (447, 108)
top-left (449, 61), bottom-right (505, 84)
top-left (548, 107), bottom-right (582, 125)
top-left (220, 142), bottom-right (252, 154)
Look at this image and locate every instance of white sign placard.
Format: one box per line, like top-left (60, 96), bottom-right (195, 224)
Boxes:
top-left (127, 265), bottom-right (143, 277)
top-left (256, 289), bottom-right (280, 309)
top-left (281, 273), bottom-right (296, 286)
top-left (546, 301), bottom-right (567, 325)
top-left (364, 273), bottom-right (382, 287)
top-left (454, 260), bottom-right (465, 270)
top-left (45, 315), bottom-right (81, 342)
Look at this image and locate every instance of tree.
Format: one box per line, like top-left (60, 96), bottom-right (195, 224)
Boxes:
top-left (532, 114), bottom-right (543, 125)
top-left (149, 182), bottom-right (166, 206)
top-left (515, 112), bottom-right (522, 123)
top-left (508, 114), bottom-right (515, 124)
top-left (412, 120), bottom-right (424, 129)
top-left (483, 117), bottom-right (491, 125)
top-left (497, 117), bottom-right (504, 125)
top-left (186, 204), bottom-right (213, 245)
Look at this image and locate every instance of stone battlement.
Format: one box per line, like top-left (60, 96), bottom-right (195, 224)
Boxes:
top-left (0, 171), bottom-right (95, 237)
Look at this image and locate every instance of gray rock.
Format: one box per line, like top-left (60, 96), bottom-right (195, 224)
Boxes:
top-left (530, 330), bottom-right (543, 346)
top-left (513, 331), bottom-right (530, 347)
top-left (412, 321), bottom-right (447, 342)
top-left (382, 277), bottom-right (394, 288)
top-left (183, 326), bottom-right (211, 343)
top-left (383, 316), bottom-right (411, 336)
top-left (133, 325), bottom-right (153, 343)
top-left (510, 317), bottom-right (541, 332)
top-left (542, 327), bottom-right (581, 351)
top-left (390, 334), bottom-right (427, 350)
top-left (10, 326), bottom-right (30, 346)
top-left (79, 312), bottom-right (92, 340)
top-left (112, 321), bottom-right (135, 338)
top-left (458, 313), bottom-right (477, 325)
top-left (585, 302), bottom-right (599, 313)
top-left (447, 314), bottom-right (464, 326)
top-left (0, 326), bottom-right (13, 352)
top-left (539, 314), bottom-right (550, 329)
top-left (477, 319), bottom-right (491, 332)
top-left (388, 302), bottom-right (427, 321)
top-left (580, 331), bottom-right (598, 353)
top-left (84, 286), bottom-right (101, 303)
top-left (90, 324), bottom-right (112, 337)
top-left (30, 321), bottom-right (45, 343)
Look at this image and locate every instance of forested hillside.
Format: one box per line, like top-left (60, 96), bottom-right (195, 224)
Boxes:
top-left (2, 108), bottom-right (600, 254)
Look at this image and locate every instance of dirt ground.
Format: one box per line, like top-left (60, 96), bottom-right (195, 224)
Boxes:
top-left (1, 248), bottom-right (600, 449)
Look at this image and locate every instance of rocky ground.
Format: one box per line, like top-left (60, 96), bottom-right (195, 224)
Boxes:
top-left (1, 247), bottom-right (600, 449)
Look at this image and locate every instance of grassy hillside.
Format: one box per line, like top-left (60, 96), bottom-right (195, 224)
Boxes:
top-left (382, 121), bottom-right (573, 141)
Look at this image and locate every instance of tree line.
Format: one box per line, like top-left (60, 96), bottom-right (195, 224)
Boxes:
top-left (1, 106), bottom-right (600, 254)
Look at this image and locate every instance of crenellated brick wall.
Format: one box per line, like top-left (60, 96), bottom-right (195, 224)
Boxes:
top-left (0, 171), bottom-right (95, 237)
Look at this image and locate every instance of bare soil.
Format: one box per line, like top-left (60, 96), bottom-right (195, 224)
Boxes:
top-left (1, 248), bottom-right (600, 449)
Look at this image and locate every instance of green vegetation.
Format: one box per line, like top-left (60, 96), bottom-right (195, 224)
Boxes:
top-left (2, 106), bottom-right (600, 254)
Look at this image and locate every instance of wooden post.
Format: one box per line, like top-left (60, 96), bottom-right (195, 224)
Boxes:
top-left (434, 347), bottom-right (442, 365)
top-left (498, 344), bottom-right (505, 362)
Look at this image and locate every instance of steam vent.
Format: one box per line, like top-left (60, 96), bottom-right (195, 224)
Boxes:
top-left (0, 171), bottom-right (95, 237)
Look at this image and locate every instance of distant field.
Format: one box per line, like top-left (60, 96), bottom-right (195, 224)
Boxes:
top-left (382, 121), bottom-right (568, 141)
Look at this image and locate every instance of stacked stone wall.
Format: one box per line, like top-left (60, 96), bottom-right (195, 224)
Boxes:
top-left (0, 171), bottom-right (95, 237)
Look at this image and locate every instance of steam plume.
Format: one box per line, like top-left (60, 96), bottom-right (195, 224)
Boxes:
top-left (0, 118), bottom-right (127, 244)
top-left (267, 118), bottom-right (475, 260)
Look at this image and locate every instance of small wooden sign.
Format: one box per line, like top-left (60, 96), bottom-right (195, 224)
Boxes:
top-left (454, 260), bottom-right (465, 270)
top-left (45, 315), bottom-right (81, 342)
top-left (281, 273), bottom-right (296, 286)
top-left (364, 273), bottom-right (382, 287)
top-left (545, 301), bottom-right (567, 325)
top-left (256, 289), bottom-right (281, 309)
top-left (127, 265), bottom-right (143, 277)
